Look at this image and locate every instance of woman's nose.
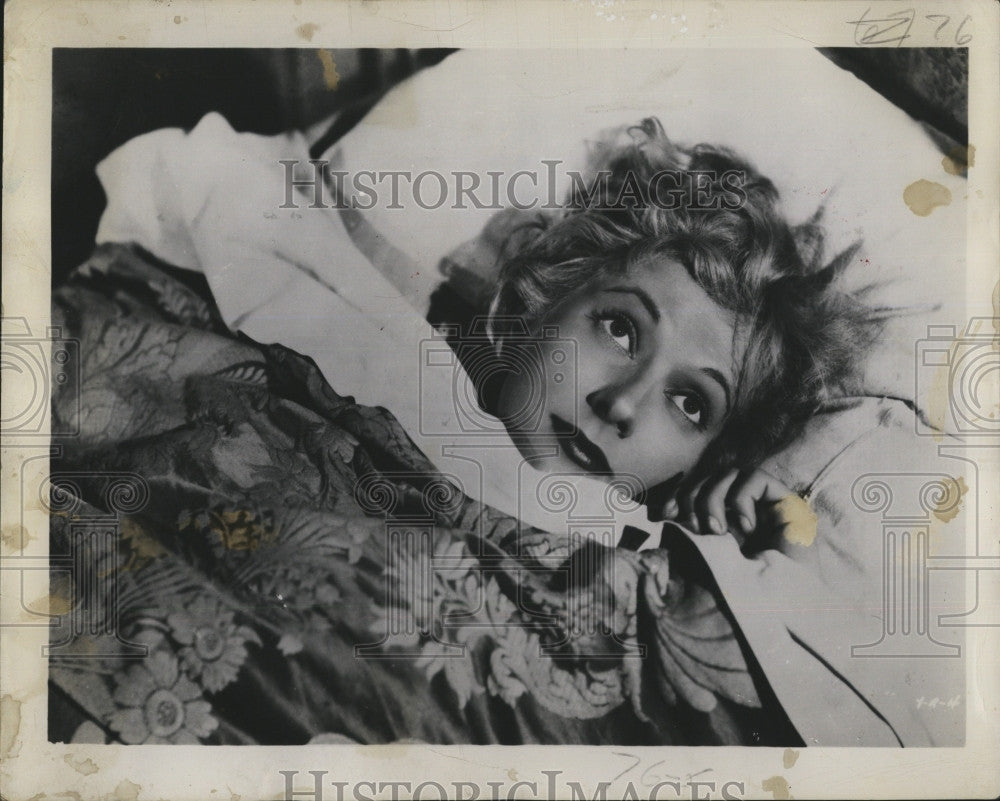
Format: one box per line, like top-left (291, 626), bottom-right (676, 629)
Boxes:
top-left (586, 385), bottom-right (637, 439)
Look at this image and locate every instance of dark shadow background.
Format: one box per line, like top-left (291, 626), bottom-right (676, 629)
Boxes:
top-left (51, 48), bottom-right (454, 285)
top-left (52, 47), bottom-right (967, 287)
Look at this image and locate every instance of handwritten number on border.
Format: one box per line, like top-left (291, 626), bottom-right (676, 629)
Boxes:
top-left (849, 8), bottom-right (972, 46)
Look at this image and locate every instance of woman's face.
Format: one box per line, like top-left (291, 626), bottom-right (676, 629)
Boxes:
top-left (495, 256), bottom-right (744, 495)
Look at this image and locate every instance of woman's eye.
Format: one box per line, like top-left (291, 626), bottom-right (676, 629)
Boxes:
top-left (666, 391), bottom-right (704, 427)
top-left (598, 314), bottom-right (636, 356)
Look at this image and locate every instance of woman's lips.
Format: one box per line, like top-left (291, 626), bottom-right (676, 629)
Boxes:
top-left (549, 415), bottom-right (613, 475)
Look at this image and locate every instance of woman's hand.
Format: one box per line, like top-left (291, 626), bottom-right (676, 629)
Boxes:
top-left (649, 467), bottom-right (799, 550)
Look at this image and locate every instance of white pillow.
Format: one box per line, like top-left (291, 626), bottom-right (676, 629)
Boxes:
top-left (328, 58), bottom-right (975, 744)
top-left (328, 48), bottom-right (971, 418)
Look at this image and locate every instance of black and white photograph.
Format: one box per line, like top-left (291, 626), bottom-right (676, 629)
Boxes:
top-left (2, 2), bottom-right (999, 799)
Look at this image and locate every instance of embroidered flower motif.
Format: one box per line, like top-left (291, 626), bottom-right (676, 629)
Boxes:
top-left (167, 596), bottom-right (261, 693)
top-left (180, 505), bottom-right (277, 555)
top-left (265, 565), bottom-right (341, 612)
top-left (119, 515), bottom-right (168, 573)
top-left (486, 626), bottom-right (531, 706)
top-left (417, 641), bottom-right (482, 707)
top-left (108, 651), bottom-right (217, 744)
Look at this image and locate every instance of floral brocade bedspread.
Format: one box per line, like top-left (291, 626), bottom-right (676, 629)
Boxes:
top-left (47, 244), bottom-right (795, 746)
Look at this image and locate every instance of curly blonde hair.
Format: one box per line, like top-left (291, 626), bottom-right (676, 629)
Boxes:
top-left (487, 118), bottom-right (885, 476)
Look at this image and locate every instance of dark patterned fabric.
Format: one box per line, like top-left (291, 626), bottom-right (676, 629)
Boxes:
top-left (47, 243), bottom-right (799, 746)
top-left (820, 47), bottom-right (968, 157)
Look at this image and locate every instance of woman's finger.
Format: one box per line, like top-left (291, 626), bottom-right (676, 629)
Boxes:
top-left (726, 468), bottom-right (791, 536)
top-left (694, 468), bottom-right (740, 536)
top-left (724, 470), bottom-right (756, 534)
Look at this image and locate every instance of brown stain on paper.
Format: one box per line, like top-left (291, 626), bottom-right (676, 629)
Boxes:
top-left (317, 50), bottom-right (340, 89)
top-left (782, 748), bottom-right (800, 769)
top-left (24, 783), bottom-right (144, 801)
top-left (925, 339), bottom-right (956, 441)
top-left (777, 494), bottom-right (818, 547)
top-left (903, 179), bottom-right (952, 216)
top-left (762, 775), bottom-right (793, 800)
top-left (120, 516), bottom-right (167, 570)
top-left (296, 22), bottom-right (320, 41)
top-left (23, 588), bottom-right (73, 619)
top-left (942, 144), bottom-right (976, 176)
top-left (933, 476), bottom-right (968, 524)
top-left (27, 794), bottom-right (82, 801)
top-left (1, 694), bottom-right (22, 758)
top-left (113, 780), bottom-right (142, 801)
top-left (1, 523), bottom-right (33, 553)
top-left (64, 754), bottom-right (99, 776)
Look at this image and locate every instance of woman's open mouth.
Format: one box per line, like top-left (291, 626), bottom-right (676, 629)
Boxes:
top-left (549, 415), bottom-right (613, 476)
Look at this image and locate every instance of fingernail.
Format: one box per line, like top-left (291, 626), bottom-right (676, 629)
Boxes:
top-left (708, 516), bottom-right (723, 535)
top-left (739, 514), bottom-right (753, 533)
top-left (663, 499), bottom-right (679, 518)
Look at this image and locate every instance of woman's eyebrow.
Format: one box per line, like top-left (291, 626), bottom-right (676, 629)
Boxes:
top-left (700, 366), bottom-right (732, 413)
top-left (602, 285), bottom-right (731, 411)
top-left (603, 286), bottom-right (660, 321)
